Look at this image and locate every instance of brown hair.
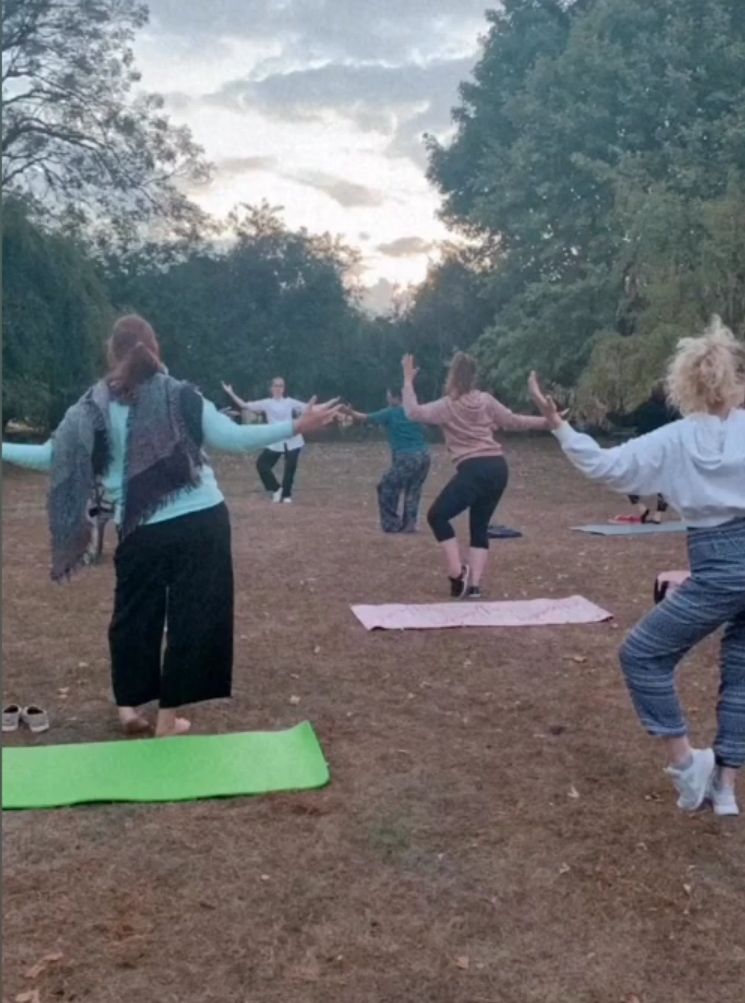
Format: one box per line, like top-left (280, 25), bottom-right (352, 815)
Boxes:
top-left (445, 351), bottom-right (478, 398)
top-left (106, 314), bottom-right (163, 399)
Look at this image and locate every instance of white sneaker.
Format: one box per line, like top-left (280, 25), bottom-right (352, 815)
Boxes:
top-left (282, 497), bottom-right (292, 504)
top-left (708, 778), bottom-right (740, 817)
top-left (664, 748), bottom-right (715, 811)
top-left (272, 489), bottom-right (282, 503)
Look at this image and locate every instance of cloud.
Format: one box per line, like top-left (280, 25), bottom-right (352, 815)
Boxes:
top-left (377, 236), bottom-right (436, 257)
top-left (359, 277), bottom-right (399, 316)
top-left (205, 57), bottom-right (475, 165)
top-left (218, 155), bottom-right (279, 175)
top-left (146, 1), bottom-right (488, 65)
top-left (284, 169), bottom-right (385, 207)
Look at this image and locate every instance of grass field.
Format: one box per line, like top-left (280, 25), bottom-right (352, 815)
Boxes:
top-left (3, 438), bottom-right (743, 1002)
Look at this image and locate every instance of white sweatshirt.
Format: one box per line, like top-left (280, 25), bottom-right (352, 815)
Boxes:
top-left (242, 397), bottom-right (308, 452)
top-left (553, 409), bottom-right (745, 528)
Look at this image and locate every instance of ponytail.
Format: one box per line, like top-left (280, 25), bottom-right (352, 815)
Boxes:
top-left (106, 314), bottom-right (163, 400)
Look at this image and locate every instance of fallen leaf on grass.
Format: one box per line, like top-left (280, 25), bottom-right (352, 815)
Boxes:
top-left (24, 951), bottom-right (63, 979)
top-left (455, 955), bottom-right (470, 970)
top-left (16, 991), bottom-right (42, 1003)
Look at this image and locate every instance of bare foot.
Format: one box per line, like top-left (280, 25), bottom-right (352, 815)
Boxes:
top-left (155, 716), bottom-right (191, 738)
top-left (118, 708), bottom-right (152, 736)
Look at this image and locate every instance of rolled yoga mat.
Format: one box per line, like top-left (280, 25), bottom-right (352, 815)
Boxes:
top-left (352, 595), bottom-right (612, 631)
top-left (572, 522), bottom-right (686, 536)
top-left (2, 721), bottom-right (329, 810)
top-left (487, 524), bottom-right (523, 539)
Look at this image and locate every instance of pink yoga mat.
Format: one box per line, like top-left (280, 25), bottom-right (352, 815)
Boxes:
top-left (351, 595), bottom-right (612, 631)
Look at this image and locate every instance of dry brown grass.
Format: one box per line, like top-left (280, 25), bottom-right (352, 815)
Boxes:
top-left (3, 439), bottom-right (743, 1002)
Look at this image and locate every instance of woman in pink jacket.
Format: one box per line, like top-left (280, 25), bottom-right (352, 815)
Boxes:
top-left (402, 352), bottom-right (549, 599)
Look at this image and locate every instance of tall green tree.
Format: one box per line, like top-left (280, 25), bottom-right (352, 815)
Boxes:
top-left (429, 0), bottom-right (745, 406)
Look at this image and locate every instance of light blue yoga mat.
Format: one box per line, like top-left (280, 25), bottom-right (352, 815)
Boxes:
top-left (572, 522), bottom-right (686, 536)
top-left (2, 721), bottom-right (330, 810)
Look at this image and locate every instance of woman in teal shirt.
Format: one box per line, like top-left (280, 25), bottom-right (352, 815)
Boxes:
top-left (346, 388), bottom-right (431, 533)
top-left (2, 315), bottom-right (339, 737)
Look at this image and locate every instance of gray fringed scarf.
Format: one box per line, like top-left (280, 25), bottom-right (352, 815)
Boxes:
top-left (48, 373), bottom-right (204, 581)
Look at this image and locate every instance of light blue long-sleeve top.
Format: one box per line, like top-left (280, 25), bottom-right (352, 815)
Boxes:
top-left (1, 398), bottom-right (295, 527)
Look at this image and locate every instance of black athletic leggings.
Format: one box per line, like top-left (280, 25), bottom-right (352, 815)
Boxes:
top-left (427, 456), bottom-right (509, 550)
top-left (257, 446), bottom-right (301, 499)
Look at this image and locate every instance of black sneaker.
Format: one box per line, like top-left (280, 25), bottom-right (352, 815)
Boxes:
top-left (449, 564), bottom-right (470, 599)
top-left (466, 585), bottom-right (481, 600)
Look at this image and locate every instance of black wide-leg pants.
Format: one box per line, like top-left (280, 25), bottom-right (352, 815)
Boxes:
top-left (109, 503), bottom-right (234, 709)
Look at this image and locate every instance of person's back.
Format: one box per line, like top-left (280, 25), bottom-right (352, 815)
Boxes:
top-left (377, 404), bottom-right (428, 454)
top-left (635, 410), bottom-right (745, 525)
top-left (403, 387), bottom-right (546, 463)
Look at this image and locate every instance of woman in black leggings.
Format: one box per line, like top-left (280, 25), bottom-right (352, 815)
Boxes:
top-left (402, 352), bottom-right (550, 598)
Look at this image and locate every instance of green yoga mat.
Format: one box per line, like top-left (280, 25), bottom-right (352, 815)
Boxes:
top-left (2, 721), bottom-right (329, 810)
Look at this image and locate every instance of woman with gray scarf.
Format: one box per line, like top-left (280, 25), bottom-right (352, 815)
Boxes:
top-left (2, 315), bottom-right (340, 737)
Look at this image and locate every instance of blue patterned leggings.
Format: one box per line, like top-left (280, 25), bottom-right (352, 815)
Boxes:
top-left (619, 518), bottom-right (745, 767)
top-left (377, 451), bottom-right (431, 533)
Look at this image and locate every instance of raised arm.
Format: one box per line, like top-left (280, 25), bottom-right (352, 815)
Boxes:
top-left (1, 440), bottom-right (54, 472)
top-left (401, 385), bottom-right (450, 425)
top-left (221, 383), bottom-right (267, 414)
top-left (486, 394), bottom-right (548, 432)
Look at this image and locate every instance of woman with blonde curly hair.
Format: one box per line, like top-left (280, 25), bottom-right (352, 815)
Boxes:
top-left (530, 317), bottom-right (745, 816)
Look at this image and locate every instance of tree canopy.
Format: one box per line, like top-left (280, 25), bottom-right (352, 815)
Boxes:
top-left (4, 0), bottom-right (745, 432)
top-left (1, 0), bottom-right (210, 248)
top-left (428, 0), bottom-right (745, 409)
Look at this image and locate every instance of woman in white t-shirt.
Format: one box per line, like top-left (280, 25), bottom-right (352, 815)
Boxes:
top-left (222, 376), bottom-right (309, 503)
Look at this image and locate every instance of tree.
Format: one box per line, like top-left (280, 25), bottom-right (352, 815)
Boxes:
top-left (105, 204), bottom-right (369, 406)
top-left (399, 245), bottom-right (495, 400)
top-left (1, 0), bottom-right (211, 248)
top-left (428, 0), bottom-right (745, 407)
top-left (2, 197), bottom-right (113, 429)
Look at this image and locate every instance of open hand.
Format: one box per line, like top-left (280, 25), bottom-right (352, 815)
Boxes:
top-left (401, 354), bottom-right (419, 384)
top-left (528, 371), bottom-right (568, 430)
top-left (221, 381), bottom-right (234, 396)
top-left (294, 397), bottom-right (343, 435)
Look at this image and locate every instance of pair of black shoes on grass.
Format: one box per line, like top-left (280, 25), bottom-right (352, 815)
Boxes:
top-left (449, 564), bottom-right (480, 600)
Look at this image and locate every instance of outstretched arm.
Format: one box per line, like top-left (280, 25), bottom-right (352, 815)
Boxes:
top-left (486, 395), bottom-right (549, 432)
top-left (287, 398), bottom-right (309, 415)
top-left (343, 406), bottom-right (370, 422)
top-left (2, 440), bottom-right (53, 472)
top-left (202, 398), bottom-right (340, 453)
top-left (528, 372), bottom-right (668, 496)
top-left (552, 423), bottom-right (669, 496)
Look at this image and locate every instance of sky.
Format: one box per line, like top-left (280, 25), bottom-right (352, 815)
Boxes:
top-left (134, 1), bottom-right (492, 310)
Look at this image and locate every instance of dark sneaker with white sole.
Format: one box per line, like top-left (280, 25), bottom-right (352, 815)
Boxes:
top-left (449, 564), bottom-right (470, 599)
top-left (466, 586), bottom-right (481, 599)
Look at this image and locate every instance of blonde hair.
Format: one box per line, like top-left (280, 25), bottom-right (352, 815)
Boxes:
top-left (666, 317), bottom-right (745, 415)
top-left (445, 352), bottom-right (478, 398)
